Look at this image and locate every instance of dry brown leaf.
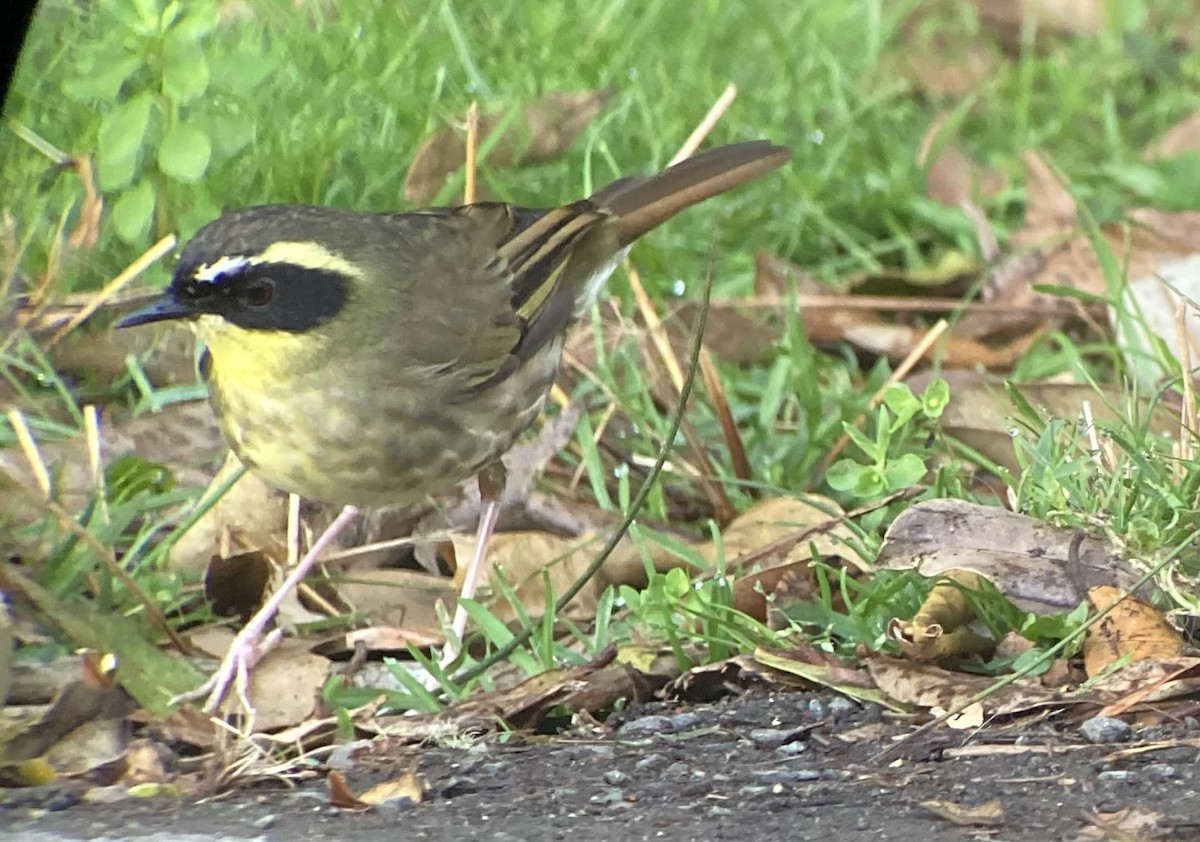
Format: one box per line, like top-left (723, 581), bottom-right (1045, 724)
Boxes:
top-left (1084, 586), bottom-right (1188, 678)
top-left (167, 453), bottom-right (287, 573)
top-left (890, 570), bottom-right (996, 661)
top-left (328, 768), bottom-right (426, 810)
top-left (962, 154), bottom-right (1200, 344)
top-left (403, 90), bottom-right (611, 204)
top-left (203, 550), bottom-right (273, 622)
top-left (936, 701), bottom-right (985, 729)
top-left (918, 115), bottom-right (1007, 208)
top-left (1115, 250), bottom-right (1200, 388)
top-left (845, 321), bottom-right (1037, 367)
top-left (334, 568), bottom-right (454, 637)
top-left (877, 499), bottom-right (1149, 616)
top-left (451, 530), bottom-right (656, 624)
top-left (1143, 110), bottom-right (1200, 160)
top-left (1078, 805), bottom-right (1172, 840)
top-left (42, 717), bottom-right (126, 782)
top-left (118, 738), bottom-right (173, 786)
top-left (921, 797), bottom-right (1006, 827)
top-left (701, 496), bottom-right (864, 622)
top-left (896, 44), bottom-right (999, 98)
top-left (753, 647), bottom-right (904, 711)
top-left (866, 656), bottom-right (1064, 716)
top-left (190, 631), bottom-right (330, 732)
top-left (1094, 658), bottom-right (1200, 717)
top-left (976, 0), bottom-right (1106, 53)
top-left (66, 156), bottom-right (103, 250)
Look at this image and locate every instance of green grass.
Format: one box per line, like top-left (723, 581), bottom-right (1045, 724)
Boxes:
top-left (4, 0), bottom-right (1200, 715)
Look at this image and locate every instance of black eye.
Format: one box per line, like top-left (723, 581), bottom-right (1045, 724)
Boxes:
top-left (241, 278), bottom-right (275, 307)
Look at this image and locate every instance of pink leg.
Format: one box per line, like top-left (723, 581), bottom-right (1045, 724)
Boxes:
top-left (440, 463), bottom-right (507, 666)
top-left (175, 504), bottom-right (360, 715)
top-left (448, 499), bottom-right (501, 644)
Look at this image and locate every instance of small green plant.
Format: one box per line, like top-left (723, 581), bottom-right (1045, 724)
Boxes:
top-left (57, 0), bottom-right (268, 244)
top-left (826, 378), bottom-right (950, 500)
top-left (617, 566), bottom-right (782, 668)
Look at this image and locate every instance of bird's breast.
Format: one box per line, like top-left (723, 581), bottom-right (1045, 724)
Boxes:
top-left (205, 333), bottom-right (563, 507)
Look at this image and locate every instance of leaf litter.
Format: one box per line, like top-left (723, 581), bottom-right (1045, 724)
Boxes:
top-left (5, 11), bottom-right (1200, 828)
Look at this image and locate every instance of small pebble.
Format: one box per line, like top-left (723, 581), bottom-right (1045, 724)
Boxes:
top-left (252, 814), bottom-right (277, 830)
top-left (603, 770), bottom-right (629, 786)
top-left (827, 697), bottom-right (856, 720)
top-left (634, 753), bottom-right (666, 772)
top-left (618, 715), bottom-right (673, 736)
top-left (751, 768), bottom-right (821, 785)
top-left (775, 742), bottom-right (808, 757)
top-left (1143, 764), bottom-right (1178, 782)
top-left (44, 790), bottom-right (80, 812)
top-left (589, 788), bottom-right (624, 805)
top-left (663, 761), bottom-right (693, 779)
top-left (668, 712), bottom-right (703, 731)
top-left (1097, 770), bottom-right (1133, 783)
top-left (807, 698), bottom-right (827, 718)
top-left (439, 777), bottom-right (475, 798)
top-left (749, 727), bottom-right (808, 751)
top-left (1081, 716), bottom-right (1133, 744)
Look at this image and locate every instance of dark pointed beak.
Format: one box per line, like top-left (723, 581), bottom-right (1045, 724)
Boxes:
top-left (116, 295), bottom-right (194, 328)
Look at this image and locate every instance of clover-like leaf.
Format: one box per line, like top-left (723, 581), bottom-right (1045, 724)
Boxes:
top-left (97, 93), bottom-right (154, 191)
top-left (111, 180), bottom-right (157, 244)
top-left (162, 36), bottom-right (209, 104)
top-left (158, 123), bottom-right (212, 183)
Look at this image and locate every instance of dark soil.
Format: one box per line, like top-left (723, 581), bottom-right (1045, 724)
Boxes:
top-left (8, 690), bottom-right (1200, 841)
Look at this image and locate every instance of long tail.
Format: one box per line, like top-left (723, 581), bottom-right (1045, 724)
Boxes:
top-left (591, 140), bottom-right (792, 246)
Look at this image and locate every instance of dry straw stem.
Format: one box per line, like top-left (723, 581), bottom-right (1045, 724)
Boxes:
top-left (463, 101), bottom-right (480, 205)
top-left (6, 407), bottom-right (51, 495)
top-left (83, 404), bottom-right (110, 525)
top-left (670, 83), bottom-right (738, 166)
top-left (45, 233), bottom-right (177, 349)
top-left (1176, 297), bottom-right (1197, 467)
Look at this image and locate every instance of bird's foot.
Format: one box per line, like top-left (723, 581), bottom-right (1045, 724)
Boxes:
top-left (171, 626), bottom-right (284, 724)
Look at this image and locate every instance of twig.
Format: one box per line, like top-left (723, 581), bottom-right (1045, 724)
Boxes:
top-left (45, 234), bottom-right (177, 349)
top-left (83, 404), bottom-right (109, 524)
top-left (670, 83), bottom-right (738, 165)
top-left (463, 102), bottom-right (479, 204)
top-left (6, 408), bottom-right (51, 495)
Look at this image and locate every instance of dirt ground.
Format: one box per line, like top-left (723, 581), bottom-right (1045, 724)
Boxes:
top-left (8, 689), bottom-right (1200, 841)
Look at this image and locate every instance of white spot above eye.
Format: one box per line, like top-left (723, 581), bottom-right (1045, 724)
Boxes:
top-left (195, 255), bottom-right (251, 284)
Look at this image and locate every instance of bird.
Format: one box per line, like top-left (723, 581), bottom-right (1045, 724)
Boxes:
top-left (119, 140), bottom-right (792, 713)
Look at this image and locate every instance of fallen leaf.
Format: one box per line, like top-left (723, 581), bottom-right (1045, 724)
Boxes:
top-left (191, 632), bottom-right (330, 732)
top-left (1144, 110), bottom-right (1200, 160)
top-left (918, 114), bottom-right (1007, 207)
top-left (328, 768), bottom-right (426, 809)
top-left (921, 796), bottom-right (1005, 827)
top-left (867, 656), bottom-right (1066, 716)
top-left (403, 90), bottom-right (612, 204)
top-left (976, 0), bottom-right (1106, 54)
top-left (1078, 805), bottom-right (1172, 840)
top-left (1084, 586), bottom-right (1187, 678)
top-left (877, 499), bottom-right (1150, 615)
top-left (67, 156), bottom-right (102, 250)
top-left (889, 570), bottom-right (997, 661)
top-left (754, 647), bottom-right (906, 711)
